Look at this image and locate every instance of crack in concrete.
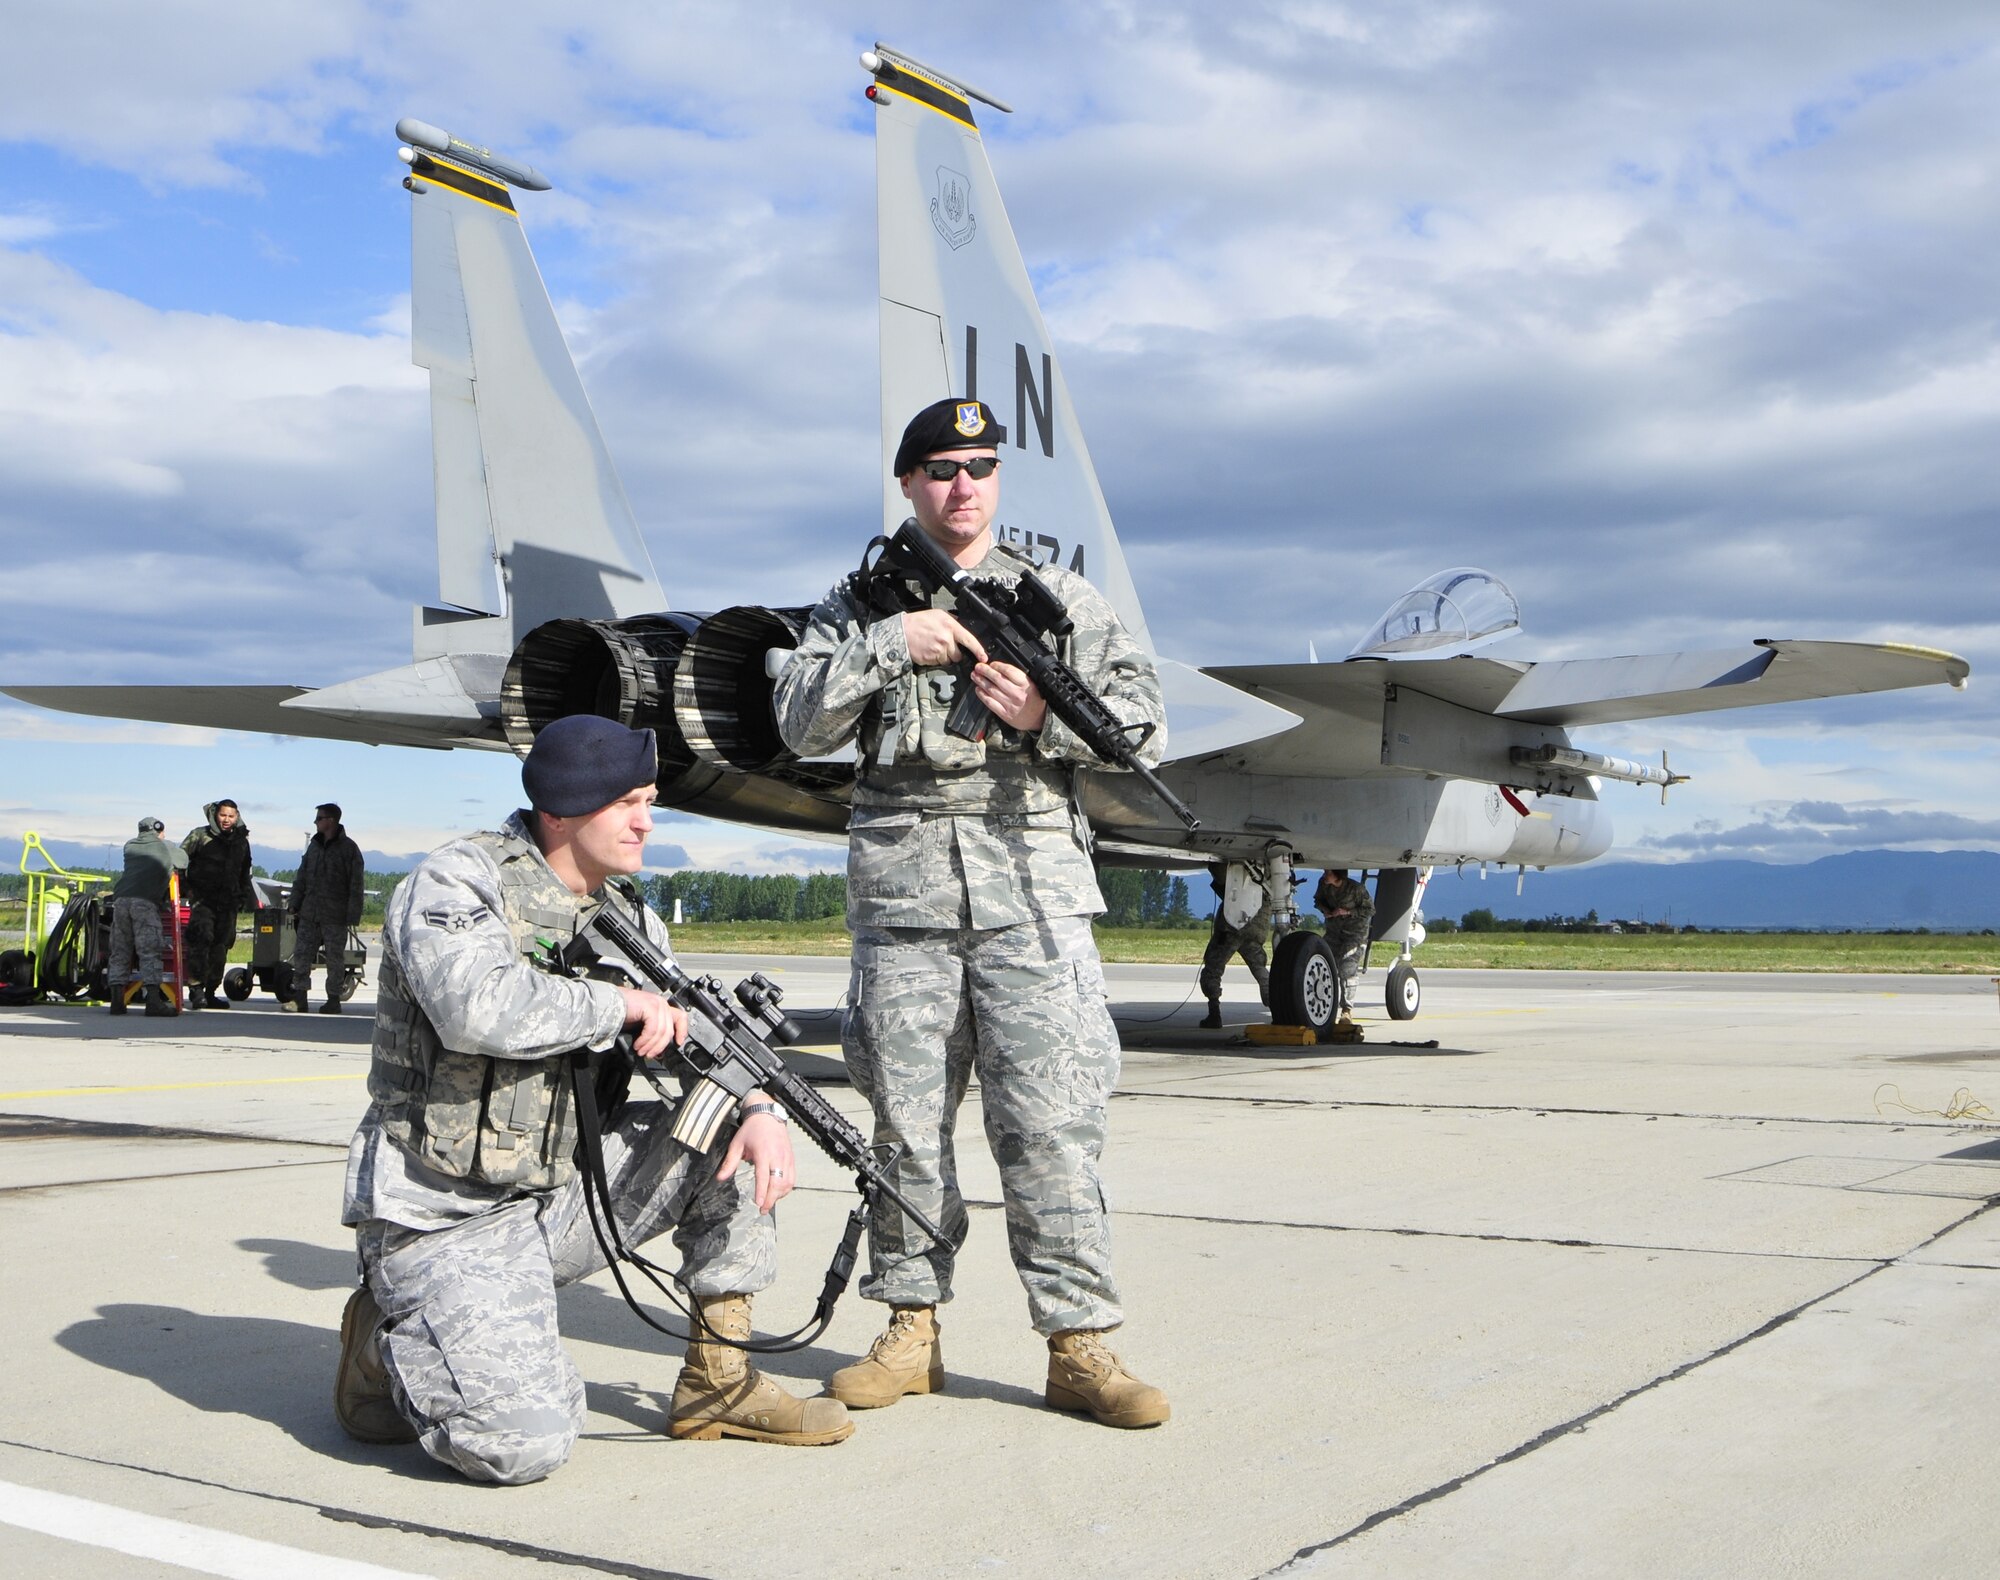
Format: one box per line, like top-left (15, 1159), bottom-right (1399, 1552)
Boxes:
top-left (1257, 1196), bottom-right (2000, 1574)
top-left (1116, 1087), bottom-right (2000, 1132)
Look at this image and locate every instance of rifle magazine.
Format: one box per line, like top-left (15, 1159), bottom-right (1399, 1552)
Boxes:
top-left (668, 1077), bottom-right (737, 1153)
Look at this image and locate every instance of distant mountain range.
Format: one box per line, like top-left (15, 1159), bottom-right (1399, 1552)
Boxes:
top-left (14, 831), bottom-right (1995, 929)
top-left (1416, 849), bottom-right (2000, 931)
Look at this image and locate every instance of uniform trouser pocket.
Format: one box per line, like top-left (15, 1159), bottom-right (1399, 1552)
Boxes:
top-left (363, 1207), bottom-right (583, 1485)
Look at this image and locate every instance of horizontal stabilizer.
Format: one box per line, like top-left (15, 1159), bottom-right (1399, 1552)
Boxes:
top-left (5, 662), bottom-right (512, 752)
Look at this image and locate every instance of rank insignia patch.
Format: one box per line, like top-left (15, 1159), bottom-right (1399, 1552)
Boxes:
top-left (423, 905), bottom-right (493, 933)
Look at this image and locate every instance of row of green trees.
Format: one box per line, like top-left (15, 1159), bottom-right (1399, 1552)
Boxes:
top-left (1098, 869), bottom-right (1200, 928)
top-left (5, 863), bottom-right (1211, 930)
top-left (635, 870), bottom-right (848, 923)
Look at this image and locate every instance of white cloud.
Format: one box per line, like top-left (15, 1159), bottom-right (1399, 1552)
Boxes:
top-left (1, 1), bottom-right (1995, 872)
top-left (0, 706), bottom-right (218, 747)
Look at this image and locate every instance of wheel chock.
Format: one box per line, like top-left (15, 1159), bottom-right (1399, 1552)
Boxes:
top-left (1244, 1019), bottom-right (1366, 1047)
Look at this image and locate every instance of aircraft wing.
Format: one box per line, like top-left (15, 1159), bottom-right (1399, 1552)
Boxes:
top-left (1487, 639), bottom-right (1971, 726)
top-left (1203, 639), bottom-right (1970, 777)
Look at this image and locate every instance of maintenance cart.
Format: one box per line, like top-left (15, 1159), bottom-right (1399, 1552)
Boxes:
top-left (222, 877), bottom-right (367, 1005)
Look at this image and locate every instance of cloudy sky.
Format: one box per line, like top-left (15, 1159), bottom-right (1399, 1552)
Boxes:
top-left (2, 0), bottom-right (1995, 873)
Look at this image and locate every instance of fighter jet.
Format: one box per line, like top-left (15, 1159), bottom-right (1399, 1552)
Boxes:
top-left (5, 58), bottom-right (1970, 1031)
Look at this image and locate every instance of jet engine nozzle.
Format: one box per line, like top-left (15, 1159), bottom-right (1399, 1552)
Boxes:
top-left (500, 610), bottom-right (848, 832)
top-left (672, 606), bottom-right (812, 773)
top-left (501, 614), bottom-right (703, 753)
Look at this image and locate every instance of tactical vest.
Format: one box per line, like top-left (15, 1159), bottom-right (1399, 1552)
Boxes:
top-left (851, 547), bottom-right (1079, 817)
top-left (370, 826), bottom-right (621, 1191)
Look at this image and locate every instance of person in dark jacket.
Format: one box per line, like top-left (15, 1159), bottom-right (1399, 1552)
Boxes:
top-left (109, 817), bottom-right (186, 1017)
top-left (287, 803), bottom-right (364, 1014)
top-left (181, 799), bottom-right (255, 1010)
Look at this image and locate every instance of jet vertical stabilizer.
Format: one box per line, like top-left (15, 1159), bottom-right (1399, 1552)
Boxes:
top-left (398, 118), bottom-right (666, 664)
top-left (862, 49), bottom-right (1299, 773)
top-left (865, 48), bottom-right (1153, 654)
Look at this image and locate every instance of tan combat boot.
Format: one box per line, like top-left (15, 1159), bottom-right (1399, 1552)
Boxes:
top-left (334, 1286), bottom-right (418, 1444)
top-left (669, 1294), bottom-right (853, 1445)
top-left (1046, 1327), bottom-right (1171, 1429)
top-left (828, 1305), bottom-right (944, 1408)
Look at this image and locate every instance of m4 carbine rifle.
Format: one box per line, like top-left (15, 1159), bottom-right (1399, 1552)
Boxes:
top-left (863, 520), bottom-right (1199, 830)
top-left (551, 900), bottom-right (949, 1351)
top-left (562, 900), bottom-right (946, 1240)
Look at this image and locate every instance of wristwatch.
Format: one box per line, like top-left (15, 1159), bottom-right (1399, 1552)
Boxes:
top-left (739, 1102), bottom-right (789, 1124)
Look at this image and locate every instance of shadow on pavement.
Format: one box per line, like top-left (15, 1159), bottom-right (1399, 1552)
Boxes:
top-left (60, 1302), bottom-right (361, 1456)
top-left (239, 1236), bottom-right (356, 1292)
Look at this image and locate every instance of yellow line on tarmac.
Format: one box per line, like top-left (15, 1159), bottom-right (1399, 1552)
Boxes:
top-left (0, 1073), bottom-right (366, 1101)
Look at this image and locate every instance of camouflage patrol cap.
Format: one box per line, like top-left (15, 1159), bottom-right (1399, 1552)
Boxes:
top-left (892, 398), bottom-right (1007, 476)
top-left (523, 715), bottom-right (659, 816)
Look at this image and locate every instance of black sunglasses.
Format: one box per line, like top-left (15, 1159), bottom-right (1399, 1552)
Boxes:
top-left (917, 456), bottom-right (1001, 481)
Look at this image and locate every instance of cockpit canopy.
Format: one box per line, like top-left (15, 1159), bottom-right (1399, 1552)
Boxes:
top-left (1347, 568), bottom-right (1522, 661)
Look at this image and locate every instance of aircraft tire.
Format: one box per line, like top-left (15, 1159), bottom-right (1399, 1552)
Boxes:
top-left (1386, 961), bottom-right (1421, 1021)
top-left (1270, 933), bottom-right (1339, 1035)
top-left (222, 967), bottom-right (253, 1002)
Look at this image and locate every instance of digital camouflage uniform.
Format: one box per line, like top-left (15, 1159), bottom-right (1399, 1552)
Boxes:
top-left (290, 820), bottom-right (364, 1003)
top-left (1199, 884), bottom-right (1272, 1005)
top-left (773, 538), bottom-right (1164, 1335)
top-left (181, 804), bottom-right (254, 994)
top-left (109, 829), bottom-right (184, 994)
top-left (342, 811), bottom-right (775, 1484)
top-left (1315, 872), bottom-right (1375, 985)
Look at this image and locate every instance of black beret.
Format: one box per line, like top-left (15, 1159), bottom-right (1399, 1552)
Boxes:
top-left (892, 398), bottom-right (1008, 477)
top-left (523, 715), bottom-right (659, 816)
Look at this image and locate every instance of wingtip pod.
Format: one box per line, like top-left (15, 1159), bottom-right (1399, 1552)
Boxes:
top-left (394, 117), bottom-right (551, 191)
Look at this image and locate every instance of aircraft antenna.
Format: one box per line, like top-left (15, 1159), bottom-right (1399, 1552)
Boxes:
top-left (863, 44), bottom-right (1014, 113)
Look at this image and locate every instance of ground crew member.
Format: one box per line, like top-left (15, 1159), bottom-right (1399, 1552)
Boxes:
top-left (108, 817), bottom-right (185, 1017)
top-left (1199, 864), bottom-right (1271, 1028)
top-left (181, 799), bottom-right (254, 1010)
top-left (774, 397), bottom-right (1171, 1429)
top-left (335, 714), bottom-right (850, 1483)
top-left (287, 802), bottom-right (363, 1013)
top-left (1314, 869), bottom-right (1375, 1003)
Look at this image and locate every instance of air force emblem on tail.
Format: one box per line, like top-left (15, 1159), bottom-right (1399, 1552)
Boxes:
top-left (931, 166), bottom-right (977, 250)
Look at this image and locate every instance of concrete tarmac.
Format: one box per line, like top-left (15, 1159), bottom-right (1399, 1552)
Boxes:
top-left (3, 959), bottom-right (1998, 1578)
